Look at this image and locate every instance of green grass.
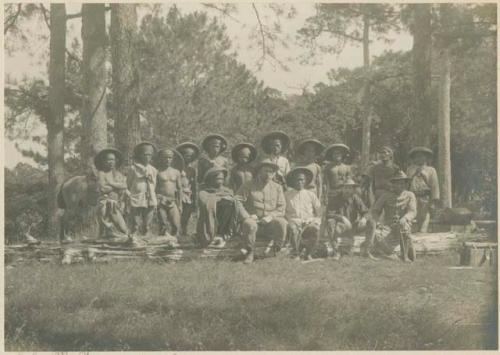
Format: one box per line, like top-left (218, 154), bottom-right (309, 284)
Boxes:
top-left (5, 253), bottom-right (498, 351)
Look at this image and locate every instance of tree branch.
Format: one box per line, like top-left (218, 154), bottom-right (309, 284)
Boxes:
top-left (66, 12), bottom-right (82, 20)
top-left (201, 3), bottom-right (241, 24)
top-left (252, 3), bottom-right (266, 66)
top-left (4, 4), bottom-right (22, 35)
top-left (39, 4), bottom-right (50, 29)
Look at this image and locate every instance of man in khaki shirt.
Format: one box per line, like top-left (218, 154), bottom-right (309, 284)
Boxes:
top-left (236, 159), bottom-right (288, 264)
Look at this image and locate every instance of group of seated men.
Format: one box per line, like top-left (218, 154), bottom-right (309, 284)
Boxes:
top-left (92, 130), bottom-right (440, 264)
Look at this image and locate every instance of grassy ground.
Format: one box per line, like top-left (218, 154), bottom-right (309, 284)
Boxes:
top-left (5, 253), bottom-right (497, 351)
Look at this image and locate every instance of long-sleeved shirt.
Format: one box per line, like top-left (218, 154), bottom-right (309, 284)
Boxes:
top-left (407, 164), bottom-right (440, 200)
top-left (197, 155), bottom-right (229, 183)
top-left (293, 161), bottom-right (322, 199)
top-left (370, 190), bottom-right (417, 225)
top-left (236, 179), bottom-right (286, 219)
top-left (284, 188), bottom-right (321, 224)
top-left (127, 162), bottom-right (158, 208)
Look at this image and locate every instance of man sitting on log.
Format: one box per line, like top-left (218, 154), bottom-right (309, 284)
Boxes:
top-left (284, 167), bottom-right (322, 261)
top-left (407, 147), bottom-right (440, 233)
top-left (94, 148), bottom-right (130, 240)
top-left (196, 166), bottom-right (238, 248)
top-left (236, 159), bottom-right (288, 264)
top-left (324, 178), bottom-right (375, 260)
top-left (366, 171), bottom-right (417, 262)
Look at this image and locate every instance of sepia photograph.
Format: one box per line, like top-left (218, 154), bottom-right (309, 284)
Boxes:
top-left (3, 1), bottom-right (498, 351)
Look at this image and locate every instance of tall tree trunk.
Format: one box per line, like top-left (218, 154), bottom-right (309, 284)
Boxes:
top-left (82, 4), bottom-right (108, 172)
top-left (410, 4), bottom-right (432, 147)
top-left (360, 12), bottom-right (372, 170)
top-left (438, 47), bottom-right (452, 208)
top-left (47, 4), bottom-right (66, 239)
top-left (110, 4), bottom-right (140, 165)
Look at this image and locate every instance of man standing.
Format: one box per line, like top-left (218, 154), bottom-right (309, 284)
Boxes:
top-left (362, 146), bottom-right (400, 206)
top-left (366, 171), bottom-right (417, 262)
top-left (323, 143), bottom-right (352, 206)
top-left (259, 131), bottom-right (291, 189)
top-left (407, 147), bottom-right (440, 233)
top-left (236, 159), bottom-right (288, 264)
top-left (176, 142), bottom-right (200, 236)
top-left (293, 139), bottom-right (325, 200)
top-left (284, 167), bottom-right (322, 261)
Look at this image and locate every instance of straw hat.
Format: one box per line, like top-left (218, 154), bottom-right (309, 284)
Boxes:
top-left (94, 148), bottom-right (123, 171)
top-left (231, 143), bottom-right (257, 163)
top-left (285, 167), bottom-right (314, 187)
top-left (201, 134), bottom-right (228, 154)
top-left (261, 131), bottom-right (291, 154)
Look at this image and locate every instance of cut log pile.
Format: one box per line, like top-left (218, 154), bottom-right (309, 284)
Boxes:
top-left (4, 231), bottom-right (466, 265)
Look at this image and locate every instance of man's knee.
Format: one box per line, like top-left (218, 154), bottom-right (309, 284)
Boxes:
top-left (241, 218), bottom-right (258, 234)
top-left (270, 217), bottom-right (288, 231)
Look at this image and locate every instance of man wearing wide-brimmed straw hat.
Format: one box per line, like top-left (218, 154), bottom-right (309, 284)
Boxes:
top-left (197, 133), bottom-right (229, 184)
top-left (230, 142), bottom-right (258, 192)
top-left (176, 142), bottom-right (201, 236)
top-left (154, 148), bottom-right (185, 239)
top-left (236, 159), bottom-right (288, 264)
top-left (94, 148), bottom-right (129, 239)
top-left (259, 131), bottom-right (291, 189)
top-left (407, 147), bottom-right (440, 233)
top-left (362, 146), bottom-right (400, 206)
top-left (366, 170), bottom-right (417, 262)
top-left (323, 143), bottom-right (353, 206)
top-left (294, 138), bottom-right (325, 200)
top-left (196, 166), bottom-right (238, 248)
top-left (324, 178), bottom-right (375, 260)
top-left (127, 141), bottom-right (158, 236)
top-left (284, 167), bottom-right (322, 261)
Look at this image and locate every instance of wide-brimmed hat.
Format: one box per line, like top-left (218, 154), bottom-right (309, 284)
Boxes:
top-left (324, 144), bottom-right (350, 161)
top-left (176, 142), bottom-right (201, 161)
top-left (201, 134), bottom-right (228, 154)
top-left (378, 146), bottom-right (394, 156)
top-left (340, 178), bottom-right (359, 187)
top-left (390, 170), bottom-right (411, 182)
top-left (255, 158), bottom-right (280, 172)
top-left (203, 166), bottom-right (228, 184)
top-left (94, 148), bottom-right (123, 171)
top-left (133, 141), bottom-right (157, 158)
top-left (296, 139), bottom-right (325, 156)
top-left (231, 143), bottom-right (257, 163)
top-left (261, 131), bottom-right (291, 154)
top-left (409, 146), bottom-right (433, 159)
top-left (155, 148), bottom-right (185, 171)
top-left (286, 167), bottom-right (314, 187)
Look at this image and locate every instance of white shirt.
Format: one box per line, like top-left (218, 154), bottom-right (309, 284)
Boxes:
top-left (285, 188), bottom-right (321, 224)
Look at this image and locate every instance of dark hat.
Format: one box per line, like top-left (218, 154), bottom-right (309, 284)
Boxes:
top-left (409, 146), bottom-right (433, 158)
top-left (133, 141), bottom-right (157, 158)
top-left (94, 148), bottom-right (123, 171)
top-left (201, 134), bottom-right (228, 154)
top-left (255, 158), bottom-right (280, 172)
top-left (296, 139), bottom-right (325, 156)
top-left (155, 148), bottom-right (185, 171)
top-left (203, 166), bottom-right (228, 183)
top-left (390, 170), bottom-right (411, 182)
top-left (231, 142), bottom-right (257, 163)
top-left (286, 167), bottom-right (314, 187)
top-left (176, 142), bottom-right (201, 161)
top-left (261, 131), bottom-right (291, 154)
top-left (340, 178), bottom-right (359, 187)
top-left (324, 144), bottom-right (350, 161)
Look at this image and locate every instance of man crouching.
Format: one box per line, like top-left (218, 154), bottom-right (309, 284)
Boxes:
top-left (366, 171), bottom-right (417, 262)
top-left (236, 159), bottom-right (288, 264)
top-left (284, 167), bottom-right (322, 261)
